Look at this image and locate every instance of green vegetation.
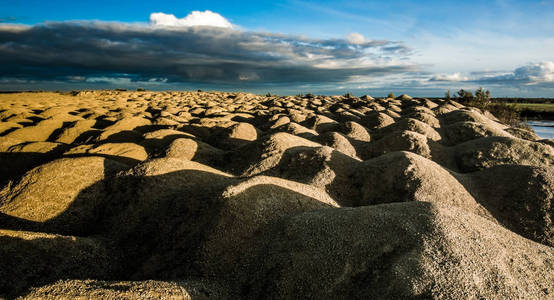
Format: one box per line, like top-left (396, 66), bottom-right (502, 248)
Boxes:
top-left (387, 92), bottom-right (395, 99)
top-left (455, 87), bottom-right (527, 128)
top-left (506, 102), bottom-right (554, 120)
top-left (487, 103), bottom-right (523, 128)
top-left (510, 103), bottom-right (554, 113)
top-left (456, 87), bottom-right (491, 110)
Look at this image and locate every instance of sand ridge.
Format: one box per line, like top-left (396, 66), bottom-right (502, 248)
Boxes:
top-left (0, 91), bottom-right (552, 299)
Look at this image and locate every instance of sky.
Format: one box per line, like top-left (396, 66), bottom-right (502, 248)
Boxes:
top-left (1, 0), bottom-right (553, 97)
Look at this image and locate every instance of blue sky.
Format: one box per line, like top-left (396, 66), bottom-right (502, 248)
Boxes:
top-left (1, 0), bottom-right (553, 96)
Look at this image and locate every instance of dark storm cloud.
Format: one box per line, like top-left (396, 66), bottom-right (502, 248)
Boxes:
top-left (0, 21), bottom-right (415, 85)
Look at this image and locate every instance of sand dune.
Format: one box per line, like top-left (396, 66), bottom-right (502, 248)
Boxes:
top-left (0, 91), bottom-right (552, 299)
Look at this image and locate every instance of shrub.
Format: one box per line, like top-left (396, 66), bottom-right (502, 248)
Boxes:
top-left (452, 88), bottom-right (527, 129)
top-left (387, 92), bottom-right (395, 99)
top-left (487, 103), bottom-right (527, 128)
top-left (456, 89), bottom-right (474, 104)
top-left (473, 87), bottom-right (491, 109)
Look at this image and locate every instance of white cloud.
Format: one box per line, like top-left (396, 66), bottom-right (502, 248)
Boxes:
top-left (347, 32), bottom-right (366, 45)
top-left (477, 61), bottom-right (554, 85)
top-left (429, 72), bottom-right (469, 82)
top-left (512, 61), bottom-right (554, 84)
top-left (150, 10), bottom-right (232, 28)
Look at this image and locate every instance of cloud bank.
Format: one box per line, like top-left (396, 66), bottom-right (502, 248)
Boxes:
top-left (1, 10), bottom-right (551, 96)
top-left (477, 61), bottom-right (554, 86)
top-left (0, 11), bottom-right (413, 90)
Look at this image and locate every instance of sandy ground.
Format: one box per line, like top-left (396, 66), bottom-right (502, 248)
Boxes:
top-left (0, 91), bottom-right (552, 299)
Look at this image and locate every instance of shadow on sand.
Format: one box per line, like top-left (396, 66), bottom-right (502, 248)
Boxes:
top-left (0, 153), bottom-right (333, 298)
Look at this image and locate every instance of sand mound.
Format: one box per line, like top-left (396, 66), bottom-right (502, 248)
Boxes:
top-left (124, 157), bottom-right (233, 178)
top-left (225, 132), bottom-right (320, 176)
top-left (433, 102), bottom-right (459, 115)
top-left (216, 122), bottom-right (258, 149)
top-left (0, 157), bottom-right (126, 234)
top-left (0, 121), bottom-right (22, 136)
top-left (163, 137), bottom-right (225, 165)
top-left (96, 116), bottom-right (151, 142)
top-left (339, 121), bottom-right (371, 142)
top-left (302, 114), bottom-right (340, 133)
top-left (239, 202), bottom-right (553, 299)
top-left (0, 229), bottom-right (117, 298)
top-left (140, 129), bottom-right (195, 150)
top-left (65, 142), bottom-right (148, 165)
top-left (268, 146), bottom-right (361, 206)
top-left (441, 109), bottom-right (504, 128)
top-left (384, 108), bottom-right (402, 118)
top-left (0, 141), bottom-right (68, 185)
top-left (4, 119), bottom-right (63, 142)
top-left (21, 279), bottom-right (228, 300)
top-left (99, 158), bottom-right (334, 279)
top-left (52, 119), bottom-right (97, 144)
top-left (404, 111), bottom-right (440, 128)
top-left (462, 164), bottom-right (554, 246)
top-left (386, 103), bottom-right (402, 113)
top-left (454, 136), bottom-right (554, 172)
top-left (198, 175), bottom-right (338, 276)
top-left (403, 106), bottom-right (436, 115)
top-left (359, 111), bottom-right (395, 130)
top-left (352, 152), bottom-right (483, 212)
top-left (505, 127), bottom-right (541, 141)
top-left (269, 122), bottom-right (319, 139)
top-left (7, 141), bottom-right (64, 154)
top-left (333, 110), bottom-right (362, 123)
top-left (443, 121), bottom-right (512, 145)
top-left (541, 138), bottom-right (554, 147)
top-left (361, 130), bottom-right (431, 159)
top-left (373, 118), bottom-right (442, 141)
top-left (420, 98), bottom-right (439, 109)
top-left (268, 115), bottom-right (291, 129)
top-left (102, 158), bottom-right (237, 278)
top-left (315, 131), bottom-right (357, 157)
top-left (227, 122), bottom-right (258, 141)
